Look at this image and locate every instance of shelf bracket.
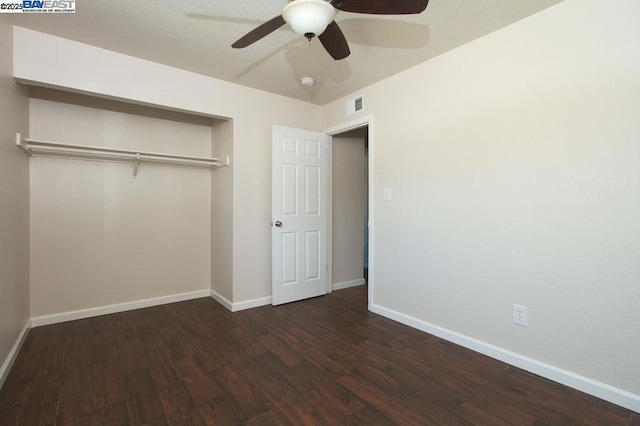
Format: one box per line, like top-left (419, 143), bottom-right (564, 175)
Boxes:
top-left (133, 153), bottom-right (141, 178)
top-left (16, 133), bottom-right (31, 156)
top-left (213, 156), bottom-right (230, 170)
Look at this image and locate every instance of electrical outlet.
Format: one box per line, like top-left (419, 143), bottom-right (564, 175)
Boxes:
top-left (513, 304), bottom-right (528, 326)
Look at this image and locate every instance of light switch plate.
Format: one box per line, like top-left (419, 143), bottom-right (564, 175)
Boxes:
top-left (383, 187), bottom-right (392, 201)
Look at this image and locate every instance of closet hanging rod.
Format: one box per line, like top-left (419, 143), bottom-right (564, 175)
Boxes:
top-left (16, 133), bottom-right (230, 177)
top-left (18, 135), bottom-right (221, 164)
top-left (21, 144), bottom-right (218, 166)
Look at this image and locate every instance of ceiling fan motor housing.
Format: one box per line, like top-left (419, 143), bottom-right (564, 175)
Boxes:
top-left (283, 0), bottom-right (337, 39)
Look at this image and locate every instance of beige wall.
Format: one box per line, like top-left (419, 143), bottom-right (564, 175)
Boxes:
top-left (323, 0), bottom-right (640, 402)
top-left (211, 119), bottom-right (233, 302)
top-left (0, 16), bottom-right (29, 385)
top-left (13, 27), bottom-right (322, 308)
top-left (332, 133), bottom-right (366, 286)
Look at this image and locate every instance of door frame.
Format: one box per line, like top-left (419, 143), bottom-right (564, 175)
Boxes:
top-left (323, 115), bottom-right (374, 309)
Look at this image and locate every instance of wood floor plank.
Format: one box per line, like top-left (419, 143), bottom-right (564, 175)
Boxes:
top-left (226, 326), bottom-right (268, 357)
top-left (157, 381), bottom-right (197, 421)
top-left (338, 372), bottom-right (435, 424)
top-left (67, 323), bottom-right (94, 353)
top-left (146, 343), bottom-right (182, 389)
top-left (245, 410), bottom-right (285, 426)
top-left (56, 398), bottom-right (93, 426)
top-left (0, 379), bottom-right (30, 409)
top-left (16, 373), bottom-right (60, 426)
top-left (0, 286), bottom-right (636, 425)
top-left (111, 311), bottom-right (139, 343)
top-left (289, 340), bottom-right (348, 376)
top-left (256, 321), bottom-right (301, 346)
top-left (15, 403), bottom-right (57, 426)
top-left (455, 401), bottom-right (515, 426)
top-left (299, 388), bottom-right (354, 424)
top-left (161, 323), bottom-right (197, 360)
top-left (117, 338), bottom-right (149, 374)
top-left (0, 404), bottom-right (23, 426)
top-left (294, 361), bottom-right (367, 416)
top-left (249, 375), bottom-right (323, 426)
top-left (92, 402), bottom-right (129, 426)
top-left (1, 352), bottom-right (38, 389)
top-left (165, 407), bottom-right (208, 426)
top-left (230, 309), bottom-right (271, 337)
top-left (197, 395), bottom-right (243, 425)
top-left (92, 360), bottom-right (126, 409)
top-left (91, 332), bottom-right (119, 364)
top-left (211, 364), bottom-right (269, 421)
top-left (88, 314), bottom-right (115, 335)
top-left (176, 356), bottom-right (225, 404)
top-left (256, 333), bottom-right (303, 368)
top-left (58, 349), bottom-right (94, 422)
top-left (122, 370), bottom-right (167, 425)
top-left (542, 387), bottom-right (631, 425)
top-left (184, 338), bottom-right (220, 372)
top-left (349, 405), bottom-right (402, 426)
top-left (33, 339), bottom-right (68, 379)
top-left (254, 352), bottom-right (316, 395)
top-left (196, 332), bottom-right (253, 370)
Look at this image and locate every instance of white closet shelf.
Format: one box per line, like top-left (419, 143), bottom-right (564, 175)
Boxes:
top-left (16, 133), bottom-right (229, 177)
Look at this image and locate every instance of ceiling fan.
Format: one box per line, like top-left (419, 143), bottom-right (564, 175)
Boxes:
top-left (231, 0), bottom-right (430, 60)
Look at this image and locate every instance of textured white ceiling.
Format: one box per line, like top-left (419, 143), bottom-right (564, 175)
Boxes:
top-left (12, 0), bottom-right (563, 105)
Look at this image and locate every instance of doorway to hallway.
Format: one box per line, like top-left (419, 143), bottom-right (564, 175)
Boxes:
top-left (330, 126), bottom-right (369, 292)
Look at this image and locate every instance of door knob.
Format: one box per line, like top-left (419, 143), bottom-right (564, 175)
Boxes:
top-left (274, 221), bottom-right (283, 227)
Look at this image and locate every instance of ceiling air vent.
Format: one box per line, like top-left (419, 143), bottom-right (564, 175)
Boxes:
top-left (346, 94), bottom-right (364, 116)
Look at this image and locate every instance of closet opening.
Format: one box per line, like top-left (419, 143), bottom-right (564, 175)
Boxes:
top-left (23, 86), bottom-right (233, 319)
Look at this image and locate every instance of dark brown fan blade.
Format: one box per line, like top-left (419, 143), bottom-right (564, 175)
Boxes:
top-left (318, 21), bottom-right (350, 60)
top-left (332, 0), bottom-right (428, 14)
top-left (232, 15), bottom-right (286, 48)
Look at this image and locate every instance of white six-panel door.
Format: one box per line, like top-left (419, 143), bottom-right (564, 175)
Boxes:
top-left (272, 125), bottom-right (328, 305)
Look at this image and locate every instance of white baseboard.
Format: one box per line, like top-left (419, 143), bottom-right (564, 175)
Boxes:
top-left (232, 296), bottom-right (272, 312)
top-left (31, 289), bottom-right (211, 327)
top-left (209, 289), bottom-right (233, 311)
top-left (213, 281), bottom-right (367, 312)
top-left (333, 278), bottom-right (366, 291)
top-left (0, 320), bottom-right (31, 389)
top-left (212, 283), bottom-right (368, 312)
top-left (369, 303), bottom-right (640, 413)
top-left (209, 290), bottom-right (272, 312)
top-left (231, 296), bottom-right (272, 312)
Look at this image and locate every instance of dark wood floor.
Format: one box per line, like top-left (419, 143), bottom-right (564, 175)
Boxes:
top-left (1, 285), bottom-right (638, 425)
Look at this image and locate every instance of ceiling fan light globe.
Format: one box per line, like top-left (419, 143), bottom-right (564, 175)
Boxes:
top-left (283, 0), bottom-right (336, 38)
